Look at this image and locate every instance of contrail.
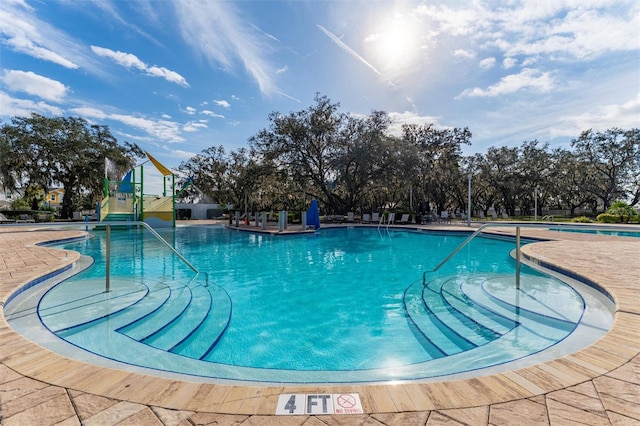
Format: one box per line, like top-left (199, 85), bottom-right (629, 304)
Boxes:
top-left (316, 24), bottom-right (381, 76)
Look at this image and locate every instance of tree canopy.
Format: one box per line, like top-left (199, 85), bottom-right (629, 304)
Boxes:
top-left (1, 114), bottom-right (142, 218)
top-left (2, 98), bottom-right (638, 220)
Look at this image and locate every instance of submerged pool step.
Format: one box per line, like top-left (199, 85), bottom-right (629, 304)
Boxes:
top-left (440, 275), bottom-right (518, 335)
top-left (403, 280), bottom-right (472, 356)
top-left (118, 280), bottom-right (193, 341)
top-left (141, 283), bottom-right (212, 351)
top-left (171, 284), bottom-right (232, 360)
top-left (422, 283), bottom-right (497, 347)
top-left (41, 279), bottom-right (153, 333)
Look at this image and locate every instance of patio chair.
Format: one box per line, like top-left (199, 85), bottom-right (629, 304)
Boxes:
top-left (372, 212), bottom-right (380, 223)
top-left (479, 212), bottom-right (486, 220)
top-left (362, 213), bottom-right (371, 223)
top-left (387, 212), bottom-right (396, 225)
top-left (502, 212), bottom-right (509, 220)
top-left (440, 211), bottom-right (451, 223)
top-left (346, 212), bottom-right (355, 223)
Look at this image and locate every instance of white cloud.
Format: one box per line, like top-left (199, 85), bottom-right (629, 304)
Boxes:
top-left (551, 93), bottom-right (640, 138)
top-left (185, 106), bottom-right (197, 115)
top-left (214, 100), bottom-right (231, 108)
top-left (202, 110), bottom-right (224, 118)
top-left (458, 68), bottom-right (555, 98)
top-left (91, 45), bottom-right (189, 87)
top-left (183, 121), bottom-right (208, 132)
top-left (453, 49), bottom-right (475, 59)
top-left (0, 1), bottom-right (108, 76)
top-left (0, 91), bottom-right (63, 116)
top-left (386, 111), bottom-right (442, 137)
top-left (0, 2), bottom-right (79, 69)
top-left (70, 105), bottom-right (185, 142)
top-left (479, 57), bottom-right (496, 70)
top-left (1, 70), bottom-right (67, 102)
top-left (276, 65), bottom-right (289, 75)
top-left (173, 0), bottom-right (276, 95)
top-left (502, 57), bottom-right (517, 69)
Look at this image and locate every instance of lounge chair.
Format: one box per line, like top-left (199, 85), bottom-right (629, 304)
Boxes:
top-left (398, 213), bottom-right (410, 224)
top-left (372, 212), bottom-right (380, 223)
top-left (440, 211), bottom-right (450, 223)
top-left (479, 212), bottom-right (486, 220)
top-left (502, 212), bottom-right (509, 220)
top-left (346, 212), bottom-right (355, 223)
top-left (0, 213), bottom-right (16, 224)
top-left (387, 212), bottom-right (396, 225)
top-left (362, 213), bottom-right (371, 223)
top-left (490, 211), bottom-right (498, 220)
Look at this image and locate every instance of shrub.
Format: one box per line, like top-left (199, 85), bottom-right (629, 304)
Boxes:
top-left (571, 216), bottom-right (592, 223)
top-left (596, 213), bottom-right (618, 223)
top-left (605, 201), bottom-right (638, 224)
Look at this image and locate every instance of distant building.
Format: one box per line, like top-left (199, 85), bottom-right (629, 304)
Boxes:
top-left (44, 188), bottom-right (65, 208)
top-left (0, 188), bottom-right (21, 210)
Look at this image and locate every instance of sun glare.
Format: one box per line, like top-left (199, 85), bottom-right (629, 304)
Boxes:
top-left (366, 14), bottom-right (421, 77)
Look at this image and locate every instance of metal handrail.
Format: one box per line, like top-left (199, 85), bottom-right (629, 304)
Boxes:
top-left (422, 222), bottom-right (549, 285)
top-left (135, 221), bottom-right (199, 274)
top-left (421, 222), bottom-right (640, 286)
top-left (11, 220), bottom-right (199, 275)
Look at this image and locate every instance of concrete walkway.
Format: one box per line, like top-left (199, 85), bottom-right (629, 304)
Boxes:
top-left (0, 223), bottom-right (639, 425)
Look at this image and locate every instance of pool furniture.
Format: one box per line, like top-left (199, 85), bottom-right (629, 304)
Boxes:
top-left (398, 213), bottom-right (410, 224)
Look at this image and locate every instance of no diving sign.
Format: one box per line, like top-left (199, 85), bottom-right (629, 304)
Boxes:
top-left (276, 393), bottom-right (363, 415)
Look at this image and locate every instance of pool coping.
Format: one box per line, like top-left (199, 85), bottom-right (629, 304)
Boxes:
top-left (1, 223), bottom-right (639, 422)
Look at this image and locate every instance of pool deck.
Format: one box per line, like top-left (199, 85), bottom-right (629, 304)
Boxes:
top-left (0, 222), bottom-right (639, 425)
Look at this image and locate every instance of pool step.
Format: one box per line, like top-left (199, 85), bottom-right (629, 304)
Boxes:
top-left (439, 276), bottom-right (518, 335)
top-left (111, 277), bottom-right (232, 360)
top-left (403, 280), bottom-right (473, 356)
top-left (170, 284), bottom-right (232, 359)
top-left (403, 274), bottom-right (525, 354)
top-left (118, 280), bottom-right (193, 341)
top-left (43, 279), bottom-right (167, 334)
top-left (422, 279), bottom-right (498, 346)
top-left (142, 284), bottom-right (212, 350)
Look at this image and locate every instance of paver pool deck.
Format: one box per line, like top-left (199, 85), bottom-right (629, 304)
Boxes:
top-left (0, 222), bottom-right (638, 425)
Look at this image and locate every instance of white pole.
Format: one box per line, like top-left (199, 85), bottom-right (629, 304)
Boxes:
top-left (534, 186), bottom-right (538, 221)
top-left (467, 173), bottom-right (472, 227)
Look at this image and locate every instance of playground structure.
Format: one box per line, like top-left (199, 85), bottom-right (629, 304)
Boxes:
top-left (99, 152), bottom-right (178, 228)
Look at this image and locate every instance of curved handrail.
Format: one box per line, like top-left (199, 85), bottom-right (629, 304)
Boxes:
top-left (135, 221), bottom-right (199, 274)
top-left (15, 220), bottom-right (200, 275)
top-left (422, 222), bottom-right (640, 285)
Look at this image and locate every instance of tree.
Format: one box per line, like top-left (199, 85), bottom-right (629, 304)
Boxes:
top-left (571, 128), bottom-right (640, 211)
top-left (402, 123), bottom-right (472, 214)
top-left (1, 114), bottom-right (142, 218)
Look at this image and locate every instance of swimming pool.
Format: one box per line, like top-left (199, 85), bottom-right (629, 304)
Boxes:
top-left (5, 226), bottom-right (614, 383)
top-left (549, 226), bottom-right (640, 238)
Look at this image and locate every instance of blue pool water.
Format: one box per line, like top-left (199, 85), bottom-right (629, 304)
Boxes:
top-left (6, 226), bottom-right (614, 383)
top-left (549, 226), bottom-right (640, 238)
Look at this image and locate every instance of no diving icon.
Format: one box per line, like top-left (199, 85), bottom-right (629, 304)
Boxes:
top-left (276, 393), bottom-right (363, 415)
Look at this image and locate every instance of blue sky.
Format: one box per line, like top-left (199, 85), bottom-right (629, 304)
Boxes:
top-left (2, 0), bottom-right (639, 183)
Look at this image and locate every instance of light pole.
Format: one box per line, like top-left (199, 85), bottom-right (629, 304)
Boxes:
top-left (534, 186), bottom-right (538, 221)
top-left (467, 173), bottom-right (472, 227)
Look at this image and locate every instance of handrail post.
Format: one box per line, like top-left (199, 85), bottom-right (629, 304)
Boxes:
top-left (106, 224), bottom-right (111, 293)
top-left (516, 226), bottom-right (521, 290)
